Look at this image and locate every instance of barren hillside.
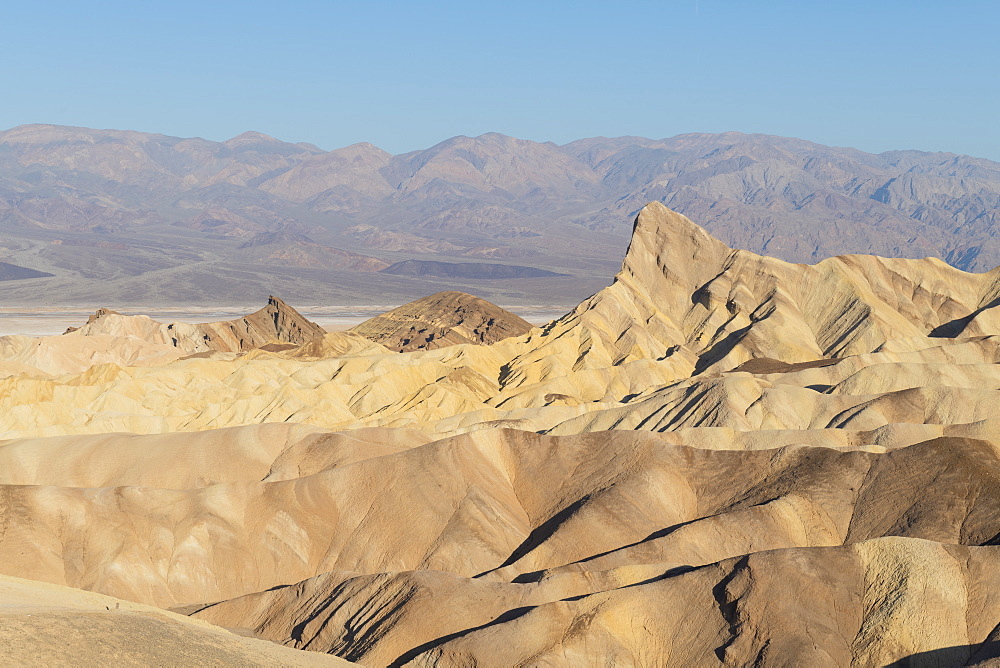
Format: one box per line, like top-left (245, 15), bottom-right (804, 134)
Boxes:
top-left (1, 204), bottom-right (1000, 664)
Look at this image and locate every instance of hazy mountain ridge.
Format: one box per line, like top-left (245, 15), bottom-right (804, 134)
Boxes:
top-left (2, 124), bottom-right (1000, 304)
top-left (566, 132), bottom-right (1000, 267)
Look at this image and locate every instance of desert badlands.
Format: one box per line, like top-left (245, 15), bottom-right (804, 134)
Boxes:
top-left (1, 202), bottom-right (1000, 665)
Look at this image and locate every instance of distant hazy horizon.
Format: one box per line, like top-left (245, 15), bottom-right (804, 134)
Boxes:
top-left (4, 123), bottom-right (998, 164)
top-left (3, 1), bottom-right (997, 159)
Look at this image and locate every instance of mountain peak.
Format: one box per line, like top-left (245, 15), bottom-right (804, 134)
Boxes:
top-left (224, 130), bottom-right (281, 147)
top-left (330, 141), bottom-right (392, 160)
top-left (619, 201), bottom-right (731, 290)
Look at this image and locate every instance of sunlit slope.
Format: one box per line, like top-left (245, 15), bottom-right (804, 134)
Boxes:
top-left (0, 573), bottom-right (352, 666)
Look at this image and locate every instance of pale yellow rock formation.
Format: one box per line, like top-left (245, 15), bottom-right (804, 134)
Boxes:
top-left (4, 204), bottom-right (1000, 440)
top-left (0, 332), bottom-right (182, 378)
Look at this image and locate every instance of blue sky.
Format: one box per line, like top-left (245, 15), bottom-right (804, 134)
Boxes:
top-left (2, 1), bottom-right (997, 158)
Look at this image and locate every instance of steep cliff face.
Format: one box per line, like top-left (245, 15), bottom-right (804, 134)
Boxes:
top-left (202, 295), bottom-right (328, 352)
top-left (503, 202), bottom-right (1000, 385)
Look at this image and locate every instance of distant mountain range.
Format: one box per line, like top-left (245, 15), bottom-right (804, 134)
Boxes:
top-left (1, 124), bottom-right (998, 304)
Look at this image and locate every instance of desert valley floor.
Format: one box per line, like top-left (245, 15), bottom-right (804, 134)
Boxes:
top-left (1, 203), bottom-right (1000, 665)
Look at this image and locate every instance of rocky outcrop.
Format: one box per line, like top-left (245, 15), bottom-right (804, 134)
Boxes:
top-left (185, 295), bottom-right (328, 352)
top-left (65, 296), bottom-right (327, 354)
top-left (63, 307), bottom-right (120, 334)
top-left (499, 202), bottom-right (1000, 389)
top-left (351, 291), bottom-right (534, 352)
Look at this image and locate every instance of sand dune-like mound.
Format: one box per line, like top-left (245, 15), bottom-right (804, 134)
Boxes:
top-left (351, 291), bottom-right (534, 351)
top-left (0, 574), bottom-right (351, 666)
top-left (0, 330), bottom-right (183, 378)
top-left (4, 318), bottom-right (1000, 440)
top-left (406, 538), bottom-right (1000, 667)
top-left (190, 539), bottom-right (1000, 667)
top-left (272, 329), bottom-right (391, 358)
top-left (3, 203), bottom-right (1000, 663)
top-left (0, 429), bottom-right (995, 605)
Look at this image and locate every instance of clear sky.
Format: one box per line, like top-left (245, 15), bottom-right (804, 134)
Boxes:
top-left (2, 1), bottom-right (998, 158)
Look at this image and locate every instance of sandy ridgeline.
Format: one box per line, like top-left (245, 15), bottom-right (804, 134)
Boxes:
top-left (1, 203), bottom-right (1000, 665)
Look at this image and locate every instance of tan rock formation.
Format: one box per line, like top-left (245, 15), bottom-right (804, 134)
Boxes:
top-left (0, 331), bottom-right (183, 378)
top-left (404, 538), bottom-right (1000, 667)
top-left (505, 202), bottom-right (1000, 383)
top-left (0, 429), bottom-right (994, 604)
top-left (67, 295), bottom-right (327, 354)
